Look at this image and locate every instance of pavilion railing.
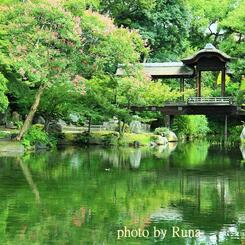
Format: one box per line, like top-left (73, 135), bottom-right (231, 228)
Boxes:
top-left (187, 97), bottom-right (233, 105)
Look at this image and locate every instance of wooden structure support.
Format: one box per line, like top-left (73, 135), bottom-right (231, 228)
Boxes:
top-left (221, 68), bottom-right (226, 97)
top-left (180, 78), bottom-right (185, 100)
top-left (196, 70), bottom-right (201, 97)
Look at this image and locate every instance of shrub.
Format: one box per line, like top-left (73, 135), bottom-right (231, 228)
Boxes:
top-left (229, 125), bottom-right (243, 142)
top-left (22, 124), bottom-right (54, 149)
top-left (154, 127), bottom-right (170, 137)
top-left (101, 133), bottom-right (119, 145)
top-left (172, 115), bottom-right (209, 138)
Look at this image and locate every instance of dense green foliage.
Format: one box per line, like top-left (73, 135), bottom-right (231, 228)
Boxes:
top-left (188, 0), bottom-right (244, 87)
top-left (154, 127), bottom-right (170, 137)
top-left (0, 72), bottom-right (8, 112)
top-left (0, 0), bottom-right (243, 141)
top-left (100, 0), bottom-right (190, 61)
top-left (172, 115), bottom-right (210, 138)
top-left (22, 124), bottom-right (53, 149)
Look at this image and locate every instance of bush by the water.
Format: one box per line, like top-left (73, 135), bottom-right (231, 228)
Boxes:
top-left (22, 124), bottom-right (55, 149)
top-left (154, 127), bottom-right (170, 137)
top-left (172, 115), bottom-right (209, 139)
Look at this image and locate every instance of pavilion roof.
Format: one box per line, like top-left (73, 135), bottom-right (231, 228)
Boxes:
top-left (182, 43), bottom-right (231, 66)
top-left (116, 62), bottom-right (195, 78)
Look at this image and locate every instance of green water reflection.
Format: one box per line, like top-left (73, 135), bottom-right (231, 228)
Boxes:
top-left (0, 142), bottom-right (244, 244)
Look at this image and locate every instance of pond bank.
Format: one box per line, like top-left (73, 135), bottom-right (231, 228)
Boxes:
top-left (58, 130), bottom-right (178, 147)
top-left (0, 124), bottom-right (243, 154)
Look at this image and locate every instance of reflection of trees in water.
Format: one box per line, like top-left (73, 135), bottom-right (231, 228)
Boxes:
top-left (171, 141), bottom-right (210, 167)
top-left (177, 172), bottom-right (245, 243)
top-left (100, 144), bottom-right (178, 169)
top-left (129, 149), bottom-right (141, 169)
top-left (18, 158), bottom-right (40, 204)
top-left (99, 147), bottom-right (147, 169)
top-left (0, 145), bottom-right (244, 244)
top-left (152, 142), bottom-right (177, 159)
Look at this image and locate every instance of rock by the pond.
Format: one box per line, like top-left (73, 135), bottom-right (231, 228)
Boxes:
top-left (0, 113), bottom-right (7, 125)
top-left (155, 136), bottom-right (168, 145)
top-left (35, 142), bottom-right (49, 150)
top-left (46, 120), bottom-right (62, 134)
top-left (130, 120), bottom-right (142, 134)
top-left (0, 141), bottom-right (24, 157)
top-left (12, 111), bottom-right (20, 122)
top-left (103, 118), bottom-right (119, 131)
top-left (58, 119), bottom-right (67, 126)
top-left (36, 116), bottom-right (46, 125)
top-left (5, 121), bottom-right (16, 129)
top-left (130, 115), bottom-right (142, 134)
top-left (69, 113), bottom-right (79, 123)
top-left (167, 131), bottom-right (178, 142)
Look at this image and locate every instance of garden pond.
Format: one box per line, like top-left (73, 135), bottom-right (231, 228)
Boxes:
top-left (0, 141), bottom-right (244, 244)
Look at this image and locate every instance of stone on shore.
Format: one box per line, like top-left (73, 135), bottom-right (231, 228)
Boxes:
top-left (155, 135), bottom-right (168, 145)
top-left (167, 131), bottom-right (178, 142)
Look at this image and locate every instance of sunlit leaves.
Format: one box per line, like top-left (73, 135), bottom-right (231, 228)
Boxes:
top-left (0, 1), bottom-right (82, 89)
top-left (221, 0), bottom-right (245, 34)
top-left (101, 0), bottom-right (189, 61)
top-left (80, 10), bottom-right (148, 75)
top-left (0, 72), bottom-right (8, 112)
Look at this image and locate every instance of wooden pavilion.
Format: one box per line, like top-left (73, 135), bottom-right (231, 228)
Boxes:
top-left (116, 43), bottom-right (231, 97)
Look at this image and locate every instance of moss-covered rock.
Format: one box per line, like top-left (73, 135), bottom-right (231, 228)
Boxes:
top-left (167, 131), bottom-right (178, 142)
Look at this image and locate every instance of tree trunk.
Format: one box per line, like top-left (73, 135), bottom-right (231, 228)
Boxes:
top-left (18, 158), bottom-right (40, 204)
top-left (118, 120), bottom-right (125, 137)
top-left (16, 84), bottom-right (46, 141)
top-left (118, 120), bottom-right (122, 136)
top-left (121, 121), bottom-right (126, 135)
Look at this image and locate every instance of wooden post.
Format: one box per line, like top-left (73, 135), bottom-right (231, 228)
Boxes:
top-left (165, 115), bottom-right (171, 128)
top-left (221, 68), bottom-right (226, 96)
top-left (196, 69), bottom-right (201, 97)
top-left (180, 78), bottom-right (184, 101)
top-left (170, 115), bottom-right (174, 129)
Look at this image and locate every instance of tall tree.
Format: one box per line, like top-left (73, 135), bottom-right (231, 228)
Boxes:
top-left (0, 1), bottom-right (82, 139)
top-left (100, 0), bottom-right (190, 61)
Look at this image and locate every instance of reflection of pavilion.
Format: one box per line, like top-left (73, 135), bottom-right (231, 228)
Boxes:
top-left (179, 173), bottom-right (245, 243)
top-left (146, 172), bottom-right (244, 244)
top-left (179, 174), bottom-right (232, 215)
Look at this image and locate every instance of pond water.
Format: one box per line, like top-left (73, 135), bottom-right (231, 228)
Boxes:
top-left (0, 141), bottom-right (244, 244)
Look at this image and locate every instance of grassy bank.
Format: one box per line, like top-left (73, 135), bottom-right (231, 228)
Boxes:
top-left (75, 131), bottom-right (154, 147)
